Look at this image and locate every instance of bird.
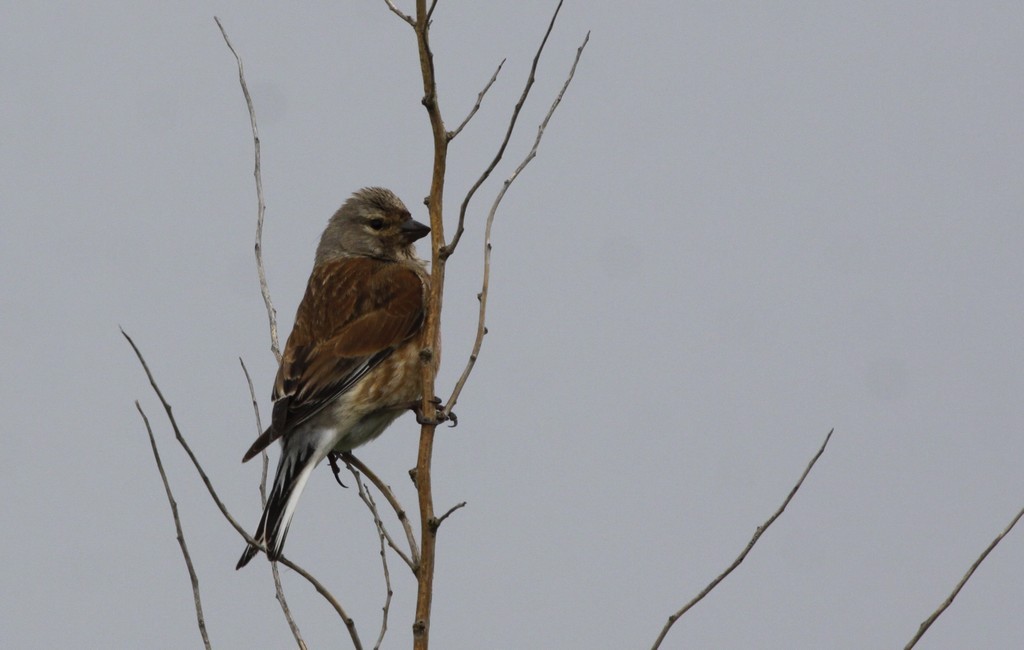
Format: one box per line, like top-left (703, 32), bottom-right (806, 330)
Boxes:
top-left (236, 187), bottom-right (433, 569)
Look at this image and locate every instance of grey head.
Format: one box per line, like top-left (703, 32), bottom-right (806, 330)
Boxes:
top-left (315, 187), bottom-right (430, 265)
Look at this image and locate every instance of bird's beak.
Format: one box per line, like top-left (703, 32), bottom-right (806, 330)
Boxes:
top-left (400, 218), bottom-right (431, 243)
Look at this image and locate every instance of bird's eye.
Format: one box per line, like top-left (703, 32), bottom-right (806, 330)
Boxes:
top-left (369, 218), bottom-right (385, 231)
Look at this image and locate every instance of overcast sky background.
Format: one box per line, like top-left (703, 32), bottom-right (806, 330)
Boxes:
top-left (3, 2), bottom-right (1023, 649)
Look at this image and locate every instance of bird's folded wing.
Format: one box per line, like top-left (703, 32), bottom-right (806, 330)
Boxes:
top-left (241, 257), bottom-right (424, 462)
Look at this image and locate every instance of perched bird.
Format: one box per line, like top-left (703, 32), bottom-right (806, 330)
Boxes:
top-left (237, 187), bottom-right (432, 569)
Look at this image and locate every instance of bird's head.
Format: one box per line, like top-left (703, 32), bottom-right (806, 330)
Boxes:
top-left (316, 187), bottom-right (431, 264)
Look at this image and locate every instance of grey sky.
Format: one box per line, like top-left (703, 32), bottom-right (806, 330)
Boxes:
top-left (3, 2), bottom-right (1023, 648)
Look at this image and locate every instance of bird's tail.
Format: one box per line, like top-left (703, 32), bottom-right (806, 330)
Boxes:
top-left (236, 439), bottom-right (322, 569)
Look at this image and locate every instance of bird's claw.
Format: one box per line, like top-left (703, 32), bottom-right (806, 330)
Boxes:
top-left (326, 452), bottom-right (348, 488)
top-left (412, 397), bottom-right (457, 427)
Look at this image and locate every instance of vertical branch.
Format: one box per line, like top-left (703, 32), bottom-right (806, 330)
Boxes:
top-left (216, 17), bottom-right (309, 647)
top-left (135, 401), bottom-right (212, 650)
top-left (387, 3), bottom-right (583, 647)
top-left (215, 16), bottom-right (281, 363)
top-left (410, 0), bottom-right (448, 646)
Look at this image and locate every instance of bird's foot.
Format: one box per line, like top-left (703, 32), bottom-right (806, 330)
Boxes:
top-left (412, 397), bottom-right (457, 427)
top-left (326, 452), bottom-right (348, 488)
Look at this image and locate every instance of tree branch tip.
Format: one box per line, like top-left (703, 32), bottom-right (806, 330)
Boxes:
top-left (431, 502), bottom-right (468, 530)
top-left (650, 428), bottom-right (835, 648)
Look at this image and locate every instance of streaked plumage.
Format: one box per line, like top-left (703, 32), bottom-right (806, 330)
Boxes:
top-left (237, 187), bottom-right (431, 569)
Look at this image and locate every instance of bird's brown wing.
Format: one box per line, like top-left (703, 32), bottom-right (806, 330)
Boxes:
top-left (242, 257), bottom-right (424, 462)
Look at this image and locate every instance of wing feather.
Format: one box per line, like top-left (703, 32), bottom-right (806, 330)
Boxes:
top-left (241, 257), bottom-right (424, 462)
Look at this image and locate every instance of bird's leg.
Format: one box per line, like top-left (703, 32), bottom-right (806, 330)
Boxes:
top-left (326, 452), bottom-right (348, 488)
top-left (411, 397), bottom-right (458, 427)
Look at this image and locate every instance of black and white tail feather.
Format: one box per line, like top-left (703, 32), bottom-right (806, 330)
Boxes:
top-left (236, 437), bottom-right (323, 569)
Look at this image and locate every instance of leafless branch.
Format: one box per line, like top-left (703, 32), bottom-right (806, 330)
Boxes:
top-left (444, 30), bottom-right (588, 418)
top-left (431, 502), bottom-right (467, 531)
top-left (122, 328), bottom-right (362, 649)
top-left (214, 16), bottom-right (280, 363)
top-left (650, 429), bottom-right (835, 650)
top-left (427, 0), bottom-right (439, 22)
top-left (218, 19), bottom-right (312, 647)
top-left (447, 59), bottom-right (506, 141)
top-left (441, 0), bottom-right (565, 260)
top-left (135, 402), bottom-right (211, 650)
top-left (389, 2), bottom-right (583, 647)
top-left (343, 453), bottom-right (419, 571)
top-left (383, 0), bottom-right (415, 26)
top-left (407, 2), bottom-right (449, 646)
top-left (348, 466), bottom-right (396, 650)
top-left (904, 502), bottom-right (1024, 649)
top-left (241, 359), bottom-right (307, 650)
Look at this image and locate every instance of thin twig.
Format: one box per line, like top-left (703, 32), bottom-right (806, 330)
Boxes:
top-left (135, 402), bottom-right (212, 650)
top-left (650, 429), bottom-right (835, 650)
top-left (218, 19), bottom-right (309, 648)
top-left (426, 0), bottom-right (438, 22)
top-left (343, 453), bottom-right (419, 571)
top-left (241, 359), bottom-right (307, 650)
top-left (441, 0), bottom-right (566, 260)
top-left (273, 557), bottom-right (362, 650)
top-left (122, 329), bottom-right (362, 649)
top-left (447, 59), bottom-right (506, 141)
top-left (444, 30), bottom-right (588, 418)
top-left (214, 16), bottom-right (280, 363)
top-left (348, 466), bottom-right (396, 650)
top-left (383, 0), bottom-right (415, 26)
top-left (431, 502), bottom-right (467, 531)
top-left (904, 502), bottom-right (1024, 649)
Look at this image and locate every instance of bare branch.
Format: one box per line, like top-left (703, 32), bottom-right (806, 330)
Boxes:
top-left (214, 16), bottom-right (280, 363)
top-left (383, 0), bottom-right (415, 26)
top-left (403, 3), bottom-right (452, 644)
top-left (444, 30), bottom-right (588, 417)
top-left (135, 402), bottom-right (211, 650)
top-left (343, 452), bottom-right (419, 571)
top-left (904, 502), bottom-right (1024, 649)
top-left (273, 558), bottom-right (362, 650)
top-left (431, 502), bottom-right (467, 531)
top-left (427, 0), bottom-right (439, 22)
top-left (121, 329), bottom-right (362, 649)
top-left (447, 59), bottom-right (506, 141)
top-left (217, 20), bottom-right (310, 646)
top-left (348, 466), bottom-right (396, 650)
top-left (442, 0), bottom-right (566, 260)
top-left (650, 429), bottom-right (835, 650)
top-left (241, 359), bottom-right (307, 650)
